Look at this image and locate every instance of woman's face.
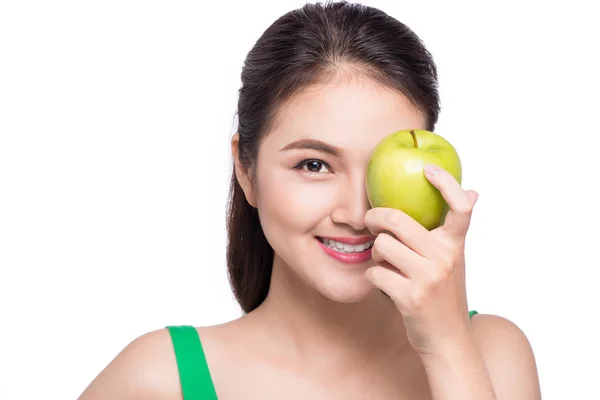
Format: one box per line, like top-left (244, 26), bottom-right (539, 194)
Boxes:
top-left (243, 77), bottom-right (427, 303)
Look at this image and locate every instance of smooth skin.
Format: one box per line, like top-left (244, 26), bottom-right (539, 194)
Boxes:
top-left (80, 77), bottom-right (541, 399)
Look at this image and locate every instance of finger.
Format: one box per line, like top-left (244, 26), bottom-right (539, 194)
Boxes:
top-left (370, 232), bottom-right (427, 279)
top-left (365, 207), bottom-right (436, 259)
top-left (423, 164), bottom-right (477, 236)
top-left (441, 189), bottom-right (478, 237)
top-left (365, 265), bottom-right (411, 310)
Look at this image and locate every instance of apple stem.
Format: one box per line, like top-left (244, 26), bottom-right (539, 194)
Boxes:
top-left (410, 130), bottom-right (418, 148)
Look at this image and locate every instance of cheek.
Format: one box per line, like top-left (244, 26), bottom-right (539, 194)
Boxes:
top-left (256, 170), bottom-right (337, 238)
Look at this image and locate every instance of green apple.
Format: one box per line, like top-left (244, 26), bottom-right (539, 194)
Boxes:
top-left (366, 129), bottom-right (462, 230)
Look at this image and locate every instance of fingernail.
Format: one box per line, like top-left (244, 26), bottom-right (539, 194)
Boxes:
top-left (424, 164), bottom-right (441, 176)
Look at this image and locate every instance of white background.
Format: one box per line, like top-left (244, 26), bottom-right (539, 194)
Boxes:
top-left (1, 0), bottom-right (599, 398)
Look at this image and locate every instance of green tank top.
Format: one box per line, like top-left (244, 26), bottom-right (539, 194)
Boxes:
top-left (166, 310), bottom-right (478, 399)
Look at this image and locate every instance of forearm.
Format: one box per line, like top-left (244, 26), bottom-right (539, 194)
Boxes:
top-left (420, 334), bottom-right (497, 400)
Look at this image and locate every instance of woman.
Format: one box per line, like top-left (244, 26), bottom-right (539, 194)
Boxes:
top-left (80, 1), bottom-right (541, 399)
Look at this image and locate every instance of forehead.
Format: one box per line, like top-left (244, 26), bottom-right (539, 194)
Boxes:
top-left (264, 78), bottom-right (427, 157)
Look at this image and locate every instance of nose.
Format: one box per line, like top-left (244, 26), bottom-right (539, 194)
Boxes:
top-left (330, 173), bottom-right (371, 232)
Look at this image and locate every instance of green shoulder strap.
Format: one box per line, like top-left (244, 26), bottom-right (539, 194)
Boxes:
top-left (166, 325), bottom-right (218, 400)
top-left (469, 310), bottom-right (478, 319)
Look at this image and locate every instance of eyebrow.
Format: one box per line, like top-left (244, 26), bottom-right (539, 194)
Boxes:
top-left (279, 139), bottom-right (342, 157)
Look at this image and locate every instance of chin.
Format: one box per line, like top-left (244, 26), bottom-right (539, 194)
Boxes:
top-left (317, 276), bottom-right (379, 304)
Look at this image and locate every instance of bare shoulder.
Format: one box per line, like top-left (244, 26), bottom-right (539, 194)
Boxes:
top-left (470, 313), bottom-right (542, 399)
top-left (78, 328), bottom-right (182, 400)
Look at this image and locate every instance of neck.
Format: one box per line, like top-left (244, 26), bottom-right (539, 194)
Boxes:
top-left (246, 255), bottom-right (410, 368)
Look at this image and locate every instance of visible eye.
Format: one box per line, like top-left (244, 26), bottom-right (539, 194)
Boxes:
top-left (295, 159), bottom-right (332, 174)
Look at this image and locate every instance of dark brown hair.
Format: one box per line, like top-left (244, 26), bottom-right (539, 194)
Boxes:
top-left (227, 1), bottom-right (441, 313)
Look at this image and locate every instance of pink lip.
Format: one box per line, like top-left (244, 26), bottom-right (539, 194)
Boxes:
top-left (319, 236), bottom-right (375, 245)
top-left (316, 238), bottom-right (372, 264)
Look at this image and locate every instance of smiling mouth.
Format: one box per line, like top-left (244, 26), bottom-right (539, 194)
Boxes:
top-left (316, 236), bottom-right (375, 253)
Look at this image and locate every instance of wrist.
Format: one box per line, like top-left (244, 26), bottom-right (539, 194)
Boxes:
top-left (418, 333), bottom-right (497, 400)
top-left (418, 332), bottom-right (477, 365)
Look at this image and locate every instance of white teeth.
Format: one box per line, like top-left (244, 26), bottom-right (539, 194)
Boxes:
top-left (320, 238), bottom-right (373, 253)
